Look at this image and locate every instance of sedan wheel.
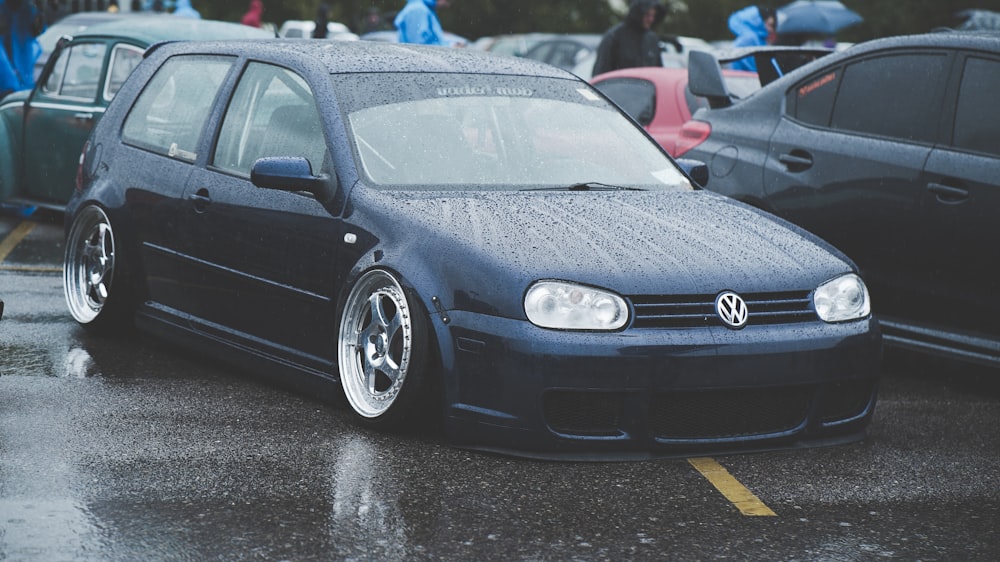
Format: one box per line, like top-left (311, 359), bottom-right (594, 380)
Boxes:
top-left (338, 269), bottom-right (428, 425)
top-left (64, 205), bottom-right (130, 332)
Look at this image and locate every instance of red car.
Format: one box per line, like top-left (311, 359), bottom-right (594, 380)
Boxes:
top-left (591, 67), bottom-right (758, 156)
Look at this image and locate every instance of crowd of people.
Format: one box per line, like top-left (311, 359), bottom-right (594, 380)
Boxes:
top-left (0, 0), bottom-right (847, 102)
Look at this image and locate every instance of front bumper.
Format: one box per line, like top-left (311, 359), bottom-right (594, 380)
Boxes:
top-left (438, 311), bottom-right (881, 459)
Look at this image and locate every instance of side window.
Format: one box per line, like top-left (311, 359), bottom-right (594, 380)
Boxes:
top-left (829, 53), bottom-right (949, 143)
top-left (41, 42), bottom-right (108, 101)
top-left (213, 63), bottom-right (326, 177)
top-left (951, 56), bottom-right (1000, 157)
top-left (121, 55), bottom-right (234, 161)
top-left (788, 68), bottom-right (841, 127)
top-left (593, 78), bottom-right (656, 127)
top-left (103, 44), bottom-right (145, 101)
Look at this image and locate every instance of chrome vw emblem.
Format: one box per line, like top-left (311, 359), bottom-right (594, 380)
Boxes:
top-left (716, 292), bottom-right (748, 329)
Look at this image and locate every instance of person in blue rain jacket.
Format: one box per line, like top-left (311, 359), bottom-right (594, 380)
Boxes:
top-left (394, 0), bottom-right (450, 46)
top-left (727, 5), bottom-right (775, 72)
top-left (0, 0), bottom-right (44, 99)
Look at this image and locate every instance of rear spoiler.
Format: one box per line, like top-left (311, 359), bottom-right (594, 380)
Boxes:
top-left (688, 46), bottom-right (834, 109)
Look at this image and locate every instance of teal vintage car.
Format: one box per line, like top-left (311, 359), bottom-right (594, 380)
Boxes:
top-left (0, 16), bottom-right (272, 211)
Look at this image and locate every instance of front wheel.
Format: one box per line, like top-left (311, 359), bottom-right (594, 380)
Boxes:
top-left (337, 269), bottom-right (429, 428)
top-left (63, 205), bottom-right (132, 333)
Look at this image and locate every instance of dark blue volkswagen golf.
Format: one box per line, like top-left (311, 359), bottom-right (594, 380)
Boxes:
top-left (64, 39), bottom-right (880, 459)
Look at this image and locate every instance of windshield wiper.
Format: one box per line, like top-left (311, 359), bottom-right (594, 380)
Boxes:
top-left (522, 182), bottom-right (644, 192)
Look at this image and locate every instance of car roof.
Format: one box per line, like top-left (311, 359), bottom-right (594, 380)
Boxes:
top-left (76, 16), bottom-right (274, 44)
top-left (790, 30), bottom-right (1000, 73)
top-left (152, 39), bottom-right (572, 77)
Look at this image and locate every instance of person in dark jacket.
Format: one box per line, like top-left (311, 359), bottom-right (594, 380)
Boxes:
top-left (592, 0), bottom-right (664, 76)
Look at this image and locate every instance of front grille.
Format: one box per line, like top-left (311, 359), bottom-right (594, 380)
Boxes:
top-left (629, 291), bottom-right (815, 329)
top-left (650, 387), bottom-right (812, 440)
top-left (543, 391), bottom-right (624, 436)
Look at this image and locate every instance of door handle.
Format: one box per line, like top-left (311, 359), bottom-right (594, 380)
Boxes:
top-left (927, 182), bottom-right (969, 204)
top-left (778, 151), bottom-right (813, 171)
top-left (188, 188), bottom-right (211, 213)
top-left (73, 112), bottom-right (94, 121)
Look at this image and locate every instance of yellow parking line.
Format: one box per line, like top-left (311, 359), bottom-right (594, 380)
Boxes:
top-left (0, 221), bottom-right (36, 263)
top-left (0, 265), bottom-right (62, 273)
top-left (688, 457), bottom-right (777, 516)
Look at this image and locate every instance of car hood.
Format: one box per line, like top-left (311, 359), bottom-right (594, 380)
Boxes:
top-left (348, 188), bottom-right (853, 314)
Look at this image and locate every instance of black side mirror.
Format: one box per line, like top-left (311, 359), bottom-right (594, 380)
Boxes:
top-left (250, 157), bottom-right (334, 200)
top-left (676, 158), bottom-right (709, 187)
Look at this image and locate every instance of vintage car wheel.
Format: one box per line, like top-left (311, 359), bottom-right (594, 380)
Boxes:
top-left (63, 205), bottom-right (131, 332)
top-left (338, 269), bottom-right (429, 427)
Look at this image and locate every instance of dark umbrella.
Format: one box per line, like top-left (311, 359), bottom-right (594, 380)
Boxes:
top-left (776, 0), bottom-right (863, 35)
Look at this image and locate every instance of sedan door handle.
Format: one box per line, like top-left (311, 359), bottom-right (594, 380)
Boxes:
top-left (778, 151), bottom-right (813, 171)
top-left (927, 182), bottom-right (969, 204)
top-left (73, 112), bottom-right (94, 121)
top-left (188, 188), bottom-right (211, 213)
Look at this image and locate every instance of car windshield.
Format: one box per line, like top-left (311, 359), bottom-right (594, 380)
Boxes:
top-left (334, 73), bottom-right (691, 191)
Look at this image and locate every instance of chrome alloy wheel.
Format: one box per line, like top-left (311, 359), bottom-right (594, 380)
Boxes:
top-left (64, 205), bottom-right (116, 325)
top-left (338, 270), bottom-right (416, 419)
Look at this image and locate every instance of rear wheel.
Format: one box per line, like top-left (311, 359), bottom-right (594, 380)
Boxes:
top-left (338, 269), bottom-right (429, 427)
top-left (63, 205), bottom-right (132, 333)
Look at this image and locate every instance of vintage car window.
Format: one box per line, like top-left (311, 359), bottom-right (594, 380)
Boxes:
top-left (103, 44), bottom-right (145, 101)
top-left (951, 56), bottom-right (1000, 158)
top-left (214, 62), bottom-right (325, 177)
top-left (337, 73), bottom-right (688, 191)
top-left (592, 78), bottom-right (656, 127)
top-left (829, 53), bottom-right (948, 143)
top-left (121, 55), bottom-right (235, 161)
top-left (41, 41), bottom-right (107, 101)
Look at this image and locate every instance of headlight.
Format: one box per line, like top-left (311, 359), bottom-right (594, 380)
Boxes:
top-left (814, 273), bottom-right (871, 323)
top-left (524, 281), bottom-right (629, 331)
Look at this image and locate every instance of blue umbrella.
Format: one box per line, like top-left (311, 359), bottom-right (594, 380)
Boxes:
top-left (777, 0), bottom-right (863, 35)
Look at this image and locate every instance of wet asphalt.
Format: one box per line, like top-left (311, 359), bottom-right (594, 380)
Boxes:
top-left (1, 212), bottom-right (998, 561)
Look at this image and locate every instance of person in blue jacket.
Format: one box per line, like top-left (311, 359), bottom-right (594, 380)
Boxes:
top-left (727, 5), bottom-right (775, 72)
top-left (0, 0), bottom-right (44, 99)
top-left (394, 0), bottom-right (450, 46)
top-left (172, 0), bottom-right (201, 19)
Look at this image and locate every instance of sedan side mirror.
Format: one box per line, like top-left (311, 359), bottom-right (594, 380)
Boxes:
top-left (251, 156), bottom-right (334, 200)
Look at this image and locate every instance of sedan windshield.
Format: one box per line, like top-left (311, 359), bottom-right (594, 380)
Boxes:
top-left (334, 73), bottom-right (691, 191)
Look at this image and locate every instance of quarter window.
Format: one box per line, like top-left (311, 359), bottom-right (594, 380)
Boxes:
top-left (829, 53), bottom-right (948, 143)
top-left (121, 56), bottom-right (234, 161)
top-left (213, 63), bottom-right (326, 176)
top-left (951, 56), bottom-right (1000, 157)
top-left (103, 44), bottom-right (145, 101)
top-left (789, 68), bottom-right (841, 127)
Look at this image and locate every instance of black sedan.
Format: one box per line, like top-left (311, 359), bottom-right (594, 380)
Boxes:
top-left (64, 39), bottom-right (880, 458)
top-left (684, 32), bottom-right (1000, 370)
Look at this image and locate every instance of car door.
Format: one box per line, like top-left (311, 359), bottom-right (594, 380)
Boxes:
top-left (917, 53), bottom-right (1000, 337)
top-left (116, 54), bottom-right (239, 317)
top-left (22, 37), bottom-right (109, 204)
top-left (180, 62), bottom-right (342, 367)
top-left (762, 51), bottom-right (953, 310)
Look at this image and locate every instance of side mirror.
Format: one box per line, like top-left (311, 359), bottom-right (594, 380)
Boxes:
top-left (687, 50), bottom-right (732, 109)
top-left (251, 157), bottom-right (332, 197)
top-left (676, 158), bottom-right (709, 187)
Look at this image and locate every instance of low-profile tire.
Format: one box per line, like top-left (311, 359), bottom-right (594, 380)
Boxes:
top-left (338, 269), bottom-right (429, 428)
top-left (63, 204), bottom-right (132, 334)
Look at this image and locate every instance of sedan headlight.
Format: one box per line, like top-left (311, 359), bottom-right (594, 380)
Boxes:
top-left (814, 273), bottom-right (871, 323)
top-left (524, 281), bottom-right (629, 331)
